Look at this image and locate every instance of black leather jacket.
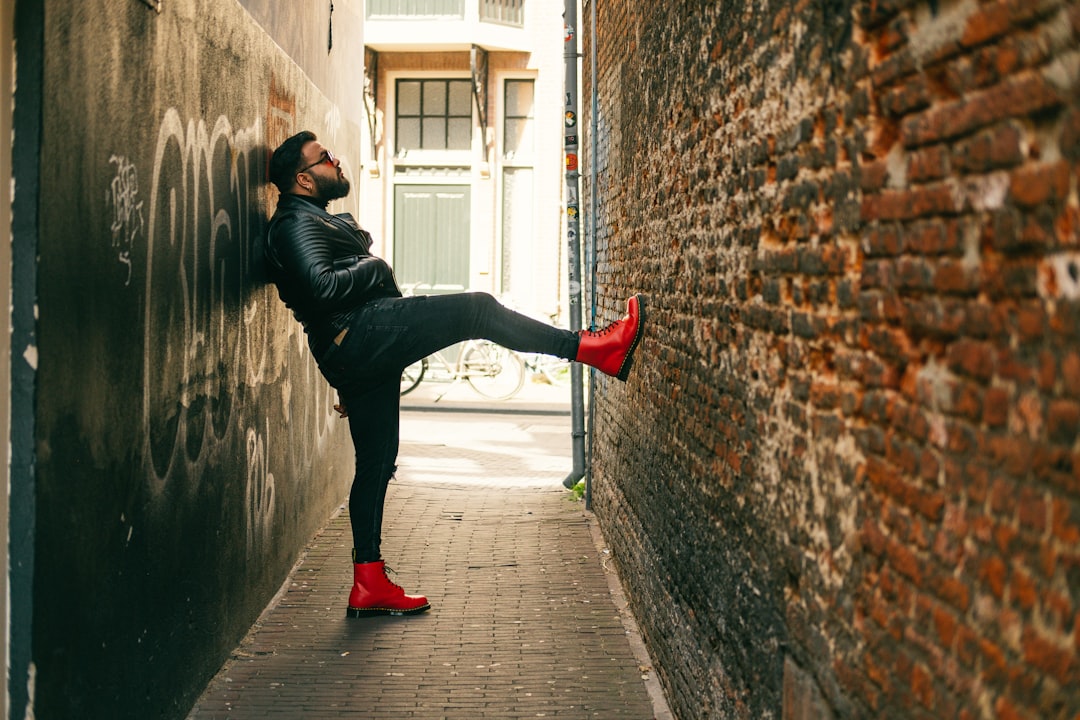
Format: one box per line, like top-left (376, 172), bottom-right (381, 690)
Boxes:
top-left (265, 194), bottom-right (401, 350)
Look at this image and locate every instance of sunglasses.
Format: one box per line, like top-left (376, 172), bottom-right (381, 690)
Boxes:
top-left (298, 150), bottom-right (336, 174)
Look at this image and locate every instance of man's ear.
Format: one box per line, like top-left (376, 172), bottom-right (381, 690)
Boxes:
top-left (295, 172), bottom-right (313, 192)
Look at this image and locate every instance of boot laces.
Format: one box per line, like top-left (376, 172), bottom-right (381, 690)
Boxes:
top-left (579, 319), bottom-right (620, 339)
top-left (383, 564), bottom-right (405, 592)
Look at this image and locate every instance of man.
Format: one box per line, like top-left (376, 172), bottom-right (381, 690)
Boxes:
top-left (264, 130), bottom-right (645, 618)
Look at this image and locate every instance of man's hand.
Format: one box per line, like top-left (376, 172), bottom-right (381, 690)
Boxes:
top-left (333, 397), bottom-right (348, 419)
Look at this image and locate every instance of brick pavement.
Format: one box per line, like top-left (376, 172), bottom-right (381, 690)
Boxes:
top-left (187, 398), bottom-right (669, 719)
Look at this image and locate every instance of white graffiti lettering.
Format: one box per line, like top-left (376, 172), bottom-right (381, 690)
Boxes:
top-left (107, 154), bottom-right (144, 285)
top-left (245, 423), bottom-right (276, 553)
top-left (142, 110), bottom-right (264, 484)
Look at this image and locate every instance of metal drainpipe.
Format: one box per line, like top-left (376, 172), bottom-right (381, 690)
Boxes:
top-left (585, 0), bottom-right (598, 511)
top-left (562, 0), bottom-right (587, 491)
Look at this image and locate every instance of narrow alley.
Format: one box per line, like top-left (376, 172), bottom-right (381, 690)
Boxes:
top-left (187, 384), bottom-right (671, 719)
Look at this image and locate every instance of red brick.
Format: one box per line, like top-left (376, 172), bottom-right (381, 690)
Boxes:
top-left (957, 625), bottom-right (981, 667)
top-left (952, 380), bottom-right (984, 421)
top-left (860, 158), bottom-right (889, 191)
top-left (1009, 161), bottom-right (1071, 209)
top-left (862, 516), bottom-right (888, 558)
top-left (961, 1), bottom-right (1011, 48)
top-left (905, 219), bottom-right (962, 255)
top-left (1018, 210), bottom-right (1058, 251)
top-left (1016, 304), bottom-right (1046, 342)
top-left (1017, 486), bottom-right (1048, 532)
top-left (864, 651), bottom-right (893, 694)
top-left (941, 501), bottom-right (969, 538)
top-left (979, 637), bottom-right (1011, 682)
top-left (864, 184), bottom-right (962, 222)
top-left (910, 661), bottom-right (935, 708)
top-left (947, 420), bottom-right (978, 455)
top-left (1039, 545), bottom-right (1058, 580)
top-left (902, 73), bottom-right (1062, 147)
top-left (993, 520), bottom-right (1019, 555)
top-left (911, 300), bottom-right (980, 343)
top-left (882, 74), bottom-right (931, 117)
top-left (932, 604), bottom-right (958, 646)
top-left (987, 435), bottom-right (1035, 478)
top-left (983, 387), bottom-right (1010, 427)
top-left (864, 224), bottom-right (903, 256)
top-left (861, 259), bottom-right (895, 290)
top-left (947, 339), bottom-right (996, 381)
top-left (1022, 627), bottom-right (1076, 686)
top-left (954, 121), bottom-right (1024, 172)
top-left (928, 569), bottom-right (971, 612)
top-left (1047, 399), bottom-right (1080, 444)
top-left (887, 535), bottom-right (923, 583)
top-left (1051, 498), bottom-right (1080, 544)
top-left (909, 144), bottom-right (949, 182)
top-left (936, 260), bottom-right (980, 294)
top-left (1061, 107), bottom-right (1080, 161)
top-left (980, 555), bottom-right (1008, 598)
top-left (863, 325), bottom-right (914, 361)
top-left (918, 448), bottom-right (939, 481)
top-left (1010, 567), bottom-right (1038, 610)
top-left (994, 696), bottom-right (1025, 720)
top-left (1045, 588), bottom-right (1075, 630)
top-left (1037, 350), bottom-right (1058, 392)
top-left (962, 461), bottom-right (990, 503)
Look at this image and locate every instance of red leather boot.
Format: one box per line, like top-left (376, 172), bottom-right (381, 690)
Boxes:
top-left (575, 294), bottom-right (646, 381)
top-left (347, 560), bottom-right (430, 617)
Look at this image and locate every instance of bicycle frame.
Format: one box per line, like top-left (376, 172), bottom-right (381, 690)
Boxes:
top-left (400, 339), bottom-right (526, 401)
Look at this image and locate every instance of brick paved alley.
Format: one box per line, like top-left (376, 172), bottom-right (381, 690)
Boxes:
top-left (187, 384), bottom-right (670, 719)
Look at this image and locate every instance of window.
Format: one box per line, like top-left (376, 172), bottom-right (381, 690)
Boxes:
top-left (503, 79), bottom-right (535, 160)
top-left (368, 0), bottom-right (465, 19)
top-left (396, 79), bottom-right (473, 154)
top-left (480, 0), bottom-right (524, 27)
top-left (500, 79), bottom-right (536, 297)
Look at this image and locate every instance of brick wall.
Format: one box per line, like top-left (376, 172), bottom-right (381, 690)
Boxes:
top-left (584, 0), bottom-right (1080, 717)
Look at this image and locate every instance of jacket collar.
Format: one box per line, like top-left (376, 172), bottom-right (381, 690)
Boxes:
top-left (276, 192), bottom-right (331, 216)
top-left (273, 193), bottom-right (369, 249)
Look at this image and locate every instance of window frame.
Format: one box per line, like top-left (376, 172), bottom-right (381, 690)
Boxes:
top-left (394, 77), bottom-right (475, 156)
top-left (502, 78), bottom-right (536, 163)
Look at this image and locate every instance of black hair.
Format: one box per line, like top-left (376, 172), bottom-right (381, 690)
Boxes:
top-left (269, 130), bottom-right (317, 192)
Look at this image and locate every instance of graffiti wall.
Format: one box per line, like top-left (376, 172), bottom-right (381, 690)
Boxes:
top-left (31, 1), bottom-right (362, 716)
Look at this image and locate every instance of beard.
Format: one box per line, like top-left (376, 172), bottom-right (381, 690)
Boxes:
top-left (313, 171), bottom-right (351, 203)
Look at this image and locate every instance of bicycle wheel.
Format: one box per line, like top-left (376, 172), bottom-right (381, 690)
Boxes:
top-left (400, 358), bottom-right (428, 396)
top-left (462, 342), bottom-right (526, 400)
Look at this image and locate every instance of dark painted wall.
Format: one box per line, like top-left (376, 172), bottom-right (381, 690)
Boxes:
top-left (30, 1), bottom-right (365, 717)
top-left (238, 0), bottom-right (365, 127)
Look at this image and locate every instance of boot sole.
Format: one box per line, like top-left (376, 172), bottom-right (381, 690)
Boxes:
top-left (615, 294), bottom-right (647, 381)
top-left (346, 602), bottom-right (431, 618)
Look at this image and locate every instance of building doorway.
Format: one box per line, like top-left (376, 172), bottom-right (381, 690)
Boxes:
top-left (393, 184), bottom-right (471, 294)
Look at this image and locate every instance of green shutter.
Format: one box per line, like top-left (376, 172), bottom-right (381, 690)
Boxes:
top-left (393, 185), bottom-right (471, 294)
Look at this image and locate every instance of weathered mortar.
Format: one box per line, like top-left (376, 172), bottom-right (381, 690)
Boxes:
top-left (585, 0), bottom-right (1080, 717)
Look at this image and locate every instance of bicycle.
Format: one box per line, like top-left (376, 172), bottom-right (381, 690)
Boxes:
top-left (522, 353), bottom-right (572, 387)
top-left (399, 338), bottom-right (526, 400)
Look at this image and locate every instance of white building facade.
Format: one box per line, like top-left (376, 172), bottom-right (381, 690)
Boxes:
top-left (360, 0), bottom-right (570, 325)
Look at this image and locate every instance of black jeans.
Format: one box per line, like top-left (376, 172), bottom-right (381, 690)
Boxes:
top-left (315, 292), bottom-right (579, 562)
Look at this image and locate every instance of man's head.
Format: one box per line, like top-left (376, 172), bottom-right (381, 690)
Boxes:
top-left (269, 130), bottom-right (351, 202)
